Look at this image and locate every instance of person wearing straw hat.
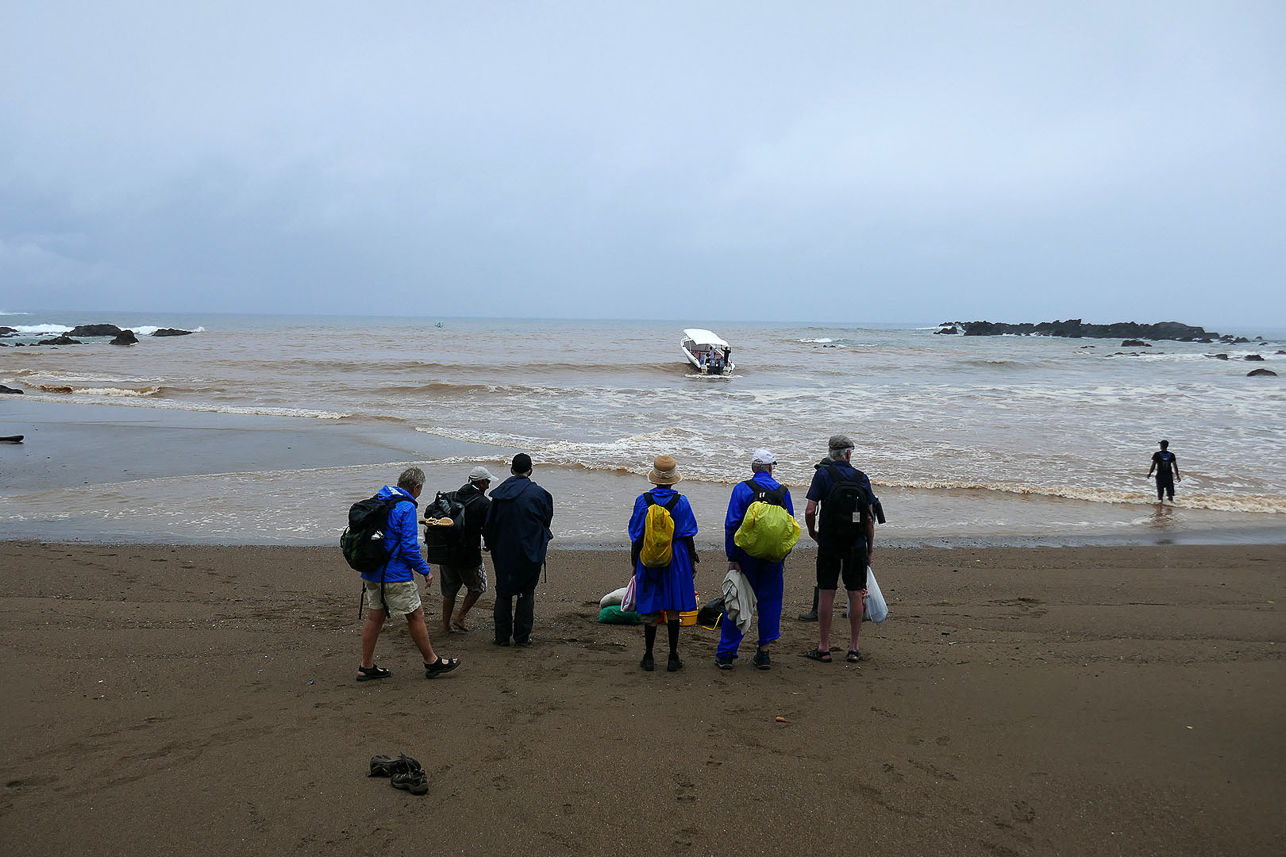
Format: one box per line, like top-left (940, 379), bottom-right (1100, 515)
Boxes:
top-left (628, 455), bottom-right (700, 672)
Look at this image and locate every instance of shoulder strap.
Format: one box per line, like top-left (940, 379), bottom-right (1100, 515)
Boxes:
top-left (742, 478), bottom-right (763, 498)
top-left (646, 492), bottom-right (682, 512)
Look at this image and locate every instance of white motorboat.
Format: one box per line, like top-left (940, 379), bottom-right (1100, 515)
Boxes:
top-left (681, 328), bottom-right (735, 375)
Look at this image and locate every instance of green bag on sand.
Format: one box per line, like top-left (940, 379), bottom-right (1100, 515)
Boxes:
top-left (597, 605), bottom-right (643, 625)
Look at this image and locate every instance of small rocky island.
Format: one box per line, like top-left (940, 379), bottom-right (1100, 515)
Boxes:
top-left (935, 319), bottom-right (1254, 344)
top-left (0, 323), bottom-right (193, 346)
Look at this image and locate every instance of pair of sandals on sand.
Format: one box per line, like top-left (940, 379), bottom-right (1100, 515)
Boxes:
top-left (805, 648), bottom-right (862, 663)
top-left (356, 657), bottom-right (460, 682)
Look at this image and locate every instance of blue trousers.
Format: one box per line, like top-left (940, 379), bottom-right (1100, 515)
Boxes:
top-left (717, 559), bottom-right (784, 658)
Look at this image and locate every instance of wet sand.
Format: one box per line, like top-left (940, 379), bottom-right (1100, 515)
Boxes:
top-left (1, 542), bottom-right (1283, 856)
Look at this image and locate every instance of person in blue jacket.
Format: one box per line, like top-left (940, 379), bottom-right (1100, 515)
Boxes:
top-left (484, 453), bottom-right (554, 647)
top-left (357, 467), bottom-right (460, 681)
top-left (628, 454), bottom-right (699, 672)
top-left (716, 449), bottom-right (794, 670)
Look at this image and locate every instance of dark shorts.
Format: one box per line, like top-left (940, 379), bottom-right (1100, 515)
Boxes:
top-left (1156, 475), bottom-right (1174, 499)
top-left (816, 540), bottom-right (868, 591)
top-left (439, 561), bottom-right (488, 596)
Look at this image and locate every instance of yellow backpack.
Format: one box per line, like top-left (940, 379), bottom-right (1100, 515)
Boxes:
top-left (638, 493), bottom-right (680, 567)
top-left (733, 480), bottom-right (801, 562)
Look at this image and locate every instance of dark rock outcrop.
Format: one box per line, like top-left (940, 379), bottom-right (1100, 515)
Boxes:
top-left (0, 384), bottom-right (23, 394)
top-left (1247, 368), bottom-right (1277, 377)
top-left (0, 326), bottom-right (16, 336)
top-left (152, 328), bottom-right (193, 337)
top-left (934, 326), bottom-right (958, 335)
top-left (110, 330), bottom-right (138, 346)
top-left (1211, 353), bottom-right (1229, 360)
top-left (1245, 354), bottom-right (1265, 362)
top-left (1121, 339), bottom-right (1151, 347)
top-left (939, 319), bottom-right (1230, 342)
top-left (69, 324), bottom-right (122, 337)
top-left (37, 335), bottom-right (82, 345)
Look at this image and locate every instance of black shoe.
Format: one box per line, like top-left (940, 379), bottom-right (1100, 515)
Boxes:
top-left (640, 653), bottom-right (655, 671)
top-left (667, 654), bottom-right (683, 673)
top-left (798, 609), bottom-right (818, 622)
top-left (515, 638), bottom-right (533, 648)
top-left (752, 650), bottom-right (771, 670)
top-left (494, 639), bottom-right (511, 646)
top-left (390, 768), bottom-right (429, 795)
top-left (714, 654), bottom-right (734, 670)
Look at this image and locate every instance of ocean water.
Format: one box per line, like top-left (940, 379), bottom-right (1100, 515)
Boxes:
top-left (2, 311), bottom-right (1284, 545)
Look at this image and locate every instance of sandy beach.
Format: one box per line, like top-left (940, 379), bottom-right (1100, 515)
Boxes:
top-left (1, 541), bottom-right (1282, 856)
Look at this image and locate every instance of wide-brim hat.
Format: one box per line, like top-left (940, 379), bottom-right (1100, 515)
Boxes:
top-left (648, 454), bottom-right (682, 485)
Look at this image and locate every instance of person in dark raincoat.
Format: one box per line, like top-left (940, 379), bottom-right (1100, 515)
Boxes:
top-left (483, 453), bottom-right (554, 647)
top-left (628, 454), bottom-right (699, 672)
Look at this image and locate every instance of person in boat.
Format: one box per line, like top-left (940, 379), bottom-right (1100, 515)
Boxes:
top-left (628, 455), bottom-right (699, 672)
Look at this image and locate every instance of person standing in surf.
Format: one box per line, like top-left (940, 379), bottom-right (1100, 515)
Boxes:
top-left (628, 455), bottom-right (699, 672)
top-left (1147, 440), bottom-right (1182, 503)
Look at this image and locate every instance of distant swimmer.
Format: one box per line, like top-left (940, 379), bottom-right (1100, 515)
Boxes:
top-left (1146, 440), bottom-right (1181, 503)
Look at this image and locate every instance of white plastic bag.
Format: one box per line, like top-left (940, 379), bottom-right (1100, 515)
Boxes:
top-left (621, 575), bottom-right (637, 613)
top-left (863, 566), bottom-right (888, 623)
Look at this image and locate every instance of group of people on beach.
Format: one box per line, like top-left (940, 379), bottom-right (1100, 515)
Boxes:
top-left (355, 434), bottom-right (879, 682)
top-left (356, 435), bottom-right (1184, 681)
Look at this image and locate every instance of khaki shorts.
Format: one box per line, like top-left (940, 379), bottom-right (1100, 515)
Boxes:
top-left (439, 562), bottom-right (488, 596)
top-left (364, 580), bottom-right (422, 615)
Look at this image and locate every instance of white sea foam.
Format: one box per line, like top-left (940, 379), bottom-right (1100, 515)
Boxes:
top-left (7, 324), bottom-right (73, 335)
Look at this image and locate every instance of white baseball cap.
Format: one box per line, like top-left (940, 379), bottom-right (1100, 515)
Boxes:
top-left (469, 466), bottom-right (497, 482)
top-left (752, 448), bottom-right (776, 465)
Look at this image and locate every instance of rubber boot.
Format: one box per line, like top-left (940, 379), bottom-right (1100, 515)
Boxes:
top-left (798, 586), bottom-right (819, 621)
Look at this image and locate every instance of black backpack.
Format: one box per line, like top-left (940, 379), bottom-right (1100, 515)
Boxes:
top-left (818, 465), bottom-right (870, 543)
top-left (423, 490), bottom-right (468, 564)
top-left (340, 494), bottom-right (409, 573)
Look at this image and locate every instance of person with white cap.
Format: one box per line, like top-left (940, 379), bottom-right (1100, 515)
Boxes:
top-left (715, 449), bottom-right (795, 670)
top-left (425, 465), bottom-right (496, 635)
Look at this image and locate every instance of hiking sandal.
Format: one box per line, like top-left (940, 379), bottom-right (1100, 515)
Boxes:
top-left (847, 650), bottom-right (862, 663)
top-left (424, 657), bottom-right (460, 678)
top-left (804, 648), bottom-right (832, 663)
top-left (370, 754), bottom-right (423, 777)
top-left (356, 665), bottom-right (391, 682)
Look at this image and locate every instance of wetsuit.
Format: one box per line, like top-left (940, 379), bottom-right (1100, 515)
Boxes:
top-left (1152, 450), bottom-right (1177, 500)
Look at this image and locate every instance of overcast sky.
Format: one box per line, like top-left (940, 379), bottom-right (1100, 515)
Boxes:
top-left (2, 2), bottom-right (1283, 326)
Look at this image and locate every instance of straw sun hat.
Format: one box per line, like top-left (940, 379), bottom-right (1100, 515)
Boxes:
top-left (648, 455), bottom-right (682, 485)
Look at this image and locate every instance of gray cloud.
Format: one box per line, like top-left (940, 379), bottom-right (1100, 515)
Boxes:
top-left (2, 1), bottom-right (1283, 326)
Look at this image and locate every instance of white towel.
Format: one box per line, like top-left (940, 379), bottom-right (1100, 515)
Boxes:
top-left (721, 568), bottom-right (757, 634)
